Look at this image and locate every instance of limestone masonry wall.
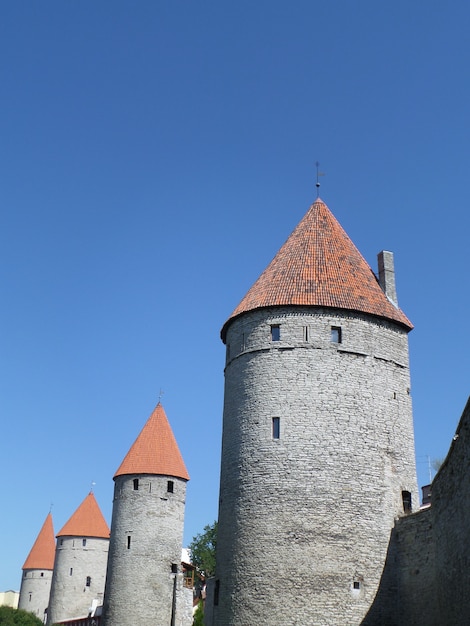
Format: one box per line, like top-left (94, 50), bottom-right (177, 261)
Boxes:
top-left (18, 568), bottom-right (52, 620)
top-left (102, 474), bottom-right (187, 626)
top-left (214, 306), bottom-right (418, 626)
top-left (47, 536), bottom-right (108, 625)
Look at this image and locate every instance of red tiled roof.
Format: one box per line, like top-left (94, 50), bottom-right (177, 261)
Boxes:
top-left (22, 512), bottom-right (55, 570)
top-left (114, 403), bottom-right (190, 481)
top-left (221, 198), bottom-right (412, 340)
top-left (57, 492), bottom-right (110, 539)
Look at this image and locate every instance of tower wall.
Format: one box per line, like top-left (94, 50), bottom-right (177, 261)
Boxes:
top-left (102, 474), bottom-right (187, 626)
top-left (18, 568), bottom-right (52, 620)
top-left (214, 306), bottom-right (418, 626)
top-left (46, 536), bottom-right (109, 625)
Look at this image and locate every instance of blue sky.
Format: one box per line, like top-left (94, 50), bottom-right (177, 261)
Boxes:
top-left (1, 2), bottom-right (469, 591)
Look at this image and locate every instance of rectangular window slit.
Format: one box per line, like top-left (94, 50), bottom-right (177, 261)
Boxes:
top-left (167, 480), bottom-right (174, 493)
top-left (402, 490), bottom-right (412, 514)
top-left (133, 478), bottom-right (139, 491)
top-left (331, 326), bottom-right (342, 343)
top-left (271, 324), bottom-right (280, 341)
top-left (272, 417), bottom-right (280, 439)
top-left (127, 536), bottom-right (131, 549)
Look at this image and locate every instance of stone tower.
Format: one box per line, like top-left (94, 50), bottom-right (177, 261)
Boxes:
top-left (213, 197), bottom-right (418, 626)
top-left (46, 492), bottom-right (110, 625)
top-left (18, 512), bottom-right (55, 621)
top-left (102, 402), bottom-right (190, 626)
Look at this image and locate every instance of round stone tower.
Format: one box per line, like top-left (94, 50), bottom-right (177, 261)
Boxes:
top-left (19, 512), bottom-right (55, 621)
top-left (213, 198), bottom-right (418, 626)
top-left (46, 492), bottom-right (110, 625)
top-left (101, 402), bottom-right (190, 626)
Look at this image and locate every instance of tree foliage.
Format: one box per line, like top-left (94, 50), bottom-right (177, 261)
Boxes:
top-left (0, 606), bottom-right (43, 626)
top-left (192, 599), bottom-right (204, 626)
top-left (189, 520), bottom-right (217, 578)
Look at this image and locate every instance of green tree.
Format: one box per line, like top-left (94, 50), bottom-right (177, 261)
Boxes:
top-left (189, 520), bottom-right (217, 578)
top-left (192, 599), bottom-right (204, 626)
top-left (0, 606), bottom-right (43, 626)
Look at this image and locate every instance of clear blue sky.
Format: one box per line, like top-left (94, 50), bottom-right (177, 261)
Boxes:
top-left (1, 1), bottom-right (469, 592)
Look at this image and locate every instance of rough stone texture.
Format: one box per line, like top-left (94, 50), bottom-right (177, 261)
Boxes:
top-left (18, 568), bottom-right (53, 621)
top-left (214, 305), bottom-right (418, 626)
top-left (101, 474), bottom-right (188, 626)
top-left (46, 536), bottom-right (109, 625)
top-left (430, 396), bottom-right (470, 626)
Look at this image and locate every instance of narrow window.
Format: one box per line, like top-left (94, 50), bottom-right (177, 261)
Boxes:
top-left (127, 536), bottom-right (131, 549)
top-left (133, 478), bottom-right (139, 491)
top-left (60, 539), bottom-right (63, 546)
top-left (82, 538), bottom-right (87, 547)
top-left (29, 593), bottom-right (32, 602)
top-left (69, 568), bottom-right (73, 576)
top-left (402, 490), bottom-right (412, 514)
top-left (167, 480), bottom-right (174, 493)
top-left (40, 572), bottom-right (44, 577)
top-left (353, 581), bottom-right (360, 590)
top-left (331, 326), bottom-right (342, 343)
top-left (272, 417), bottom-right (280, 439)
top-left (24, 572), bottom-right (27, 579)
top-left (303, 326), bottom-right (308, 341)
top-left (171, 563), bottom-right (178, 574)
top-left (214, 580), bottom-right (220, 606)
top-left (271, 324), bottom-right (281, 341)
top-left (86, 576), bottom-right (91, 587)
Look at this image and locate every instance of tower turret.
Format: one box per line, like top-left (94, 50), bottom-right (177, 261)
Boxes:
top-left (18, 512), bottom-right (55, 621)
top-left (102, 402), bottom-right (190, 626)
top-left (46, 492), bottom-right (110, 625)
top-left (213, 197), bottom-right (418, 625)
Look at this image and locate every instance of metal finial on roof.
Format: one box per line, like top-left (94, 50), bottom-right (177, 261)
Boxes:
top-left (158, 388), bottom-right (164, 404)
top-left (315, 161), bottom-right (325, 197)
top-left (49, 501), bottom-right (53, 513)
top-left (90, 481), bottom-right (96, 493)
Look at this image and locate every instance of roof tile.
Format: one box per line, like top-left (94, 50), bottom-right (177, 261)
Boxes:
top-left (114, 403), bottom-right (189, 481)
top-left (57, 492), bottom-right (110, 538)
top-left (222, 198), bottom-right (412, 339)
top-left (22, 512), bottom-right (55, 570)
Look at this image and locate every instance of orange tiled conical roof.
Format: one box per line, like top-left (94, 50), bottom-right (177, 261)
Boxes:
top-left (57, 492), bottom-right (110, 538)
top-left (114, 403), bottom-right (189, 481)
top-left (22, 512), bottom-right (55, 570)
top-left (221, 198), bottom-right (412, 339)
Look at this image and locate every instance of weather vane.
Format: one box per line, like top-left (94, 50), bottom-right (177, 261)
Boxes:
top-left (315, 161), bottom-right (325, 197)
top-left (158, 388), bottom-right (164, 404)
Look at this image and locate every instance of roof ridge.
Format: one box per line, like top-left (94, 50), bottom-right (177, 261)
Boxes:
top-left (114, 403), bottom-right (189, 481)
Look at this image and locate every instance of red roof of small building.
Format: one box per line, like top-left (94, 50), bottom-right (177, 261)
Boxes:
top-left (57, 492), bottom-right (110, 539)
top-left (221, 198), bottom-right (412, 340)
top-left (22, 512), bottom-right (55, 570)
top-left (114, 403), bottom-right (189, 481)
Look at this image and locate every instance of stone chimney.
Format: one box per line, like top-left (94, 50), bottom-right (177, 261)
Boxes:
top-left (378, 250), bottom-right (398, 306)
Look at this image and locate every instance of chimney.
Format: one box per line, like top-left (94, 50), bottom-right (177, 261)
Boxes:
top-left (378, 250), bottom-right (398, 307)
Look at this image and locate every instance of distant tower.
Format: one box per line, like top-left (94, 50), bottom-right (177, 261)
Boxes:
top-left (101, 403), bottom-right (190, 626)
top-left (46, 492), bottom-right (110, 625)
top-left (18, 512), bottom-right (55, 621)
top-left (213, 197), bottom-right (418, 625)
